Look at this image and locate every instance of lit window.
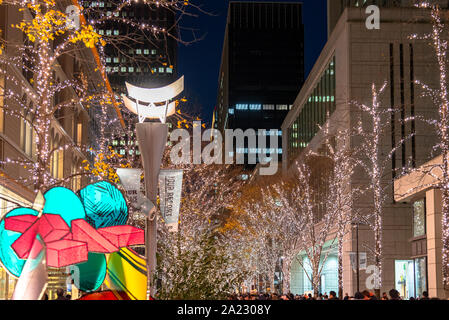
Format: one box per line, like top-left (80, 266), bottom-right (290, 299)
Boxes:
top-left (136, 67), bottom-right (141, 73)
top-left (106, 11), bottom-right (111, 17)
top-left (236, 104), bottom-right (248, 110)
top-left (249, 104), bottom-right (261, 110)
top-left (228, 108), bottom-right (234, 115)
top-left (263, 104), bottom-right (275, 110)
top-left (113, 67), bottom-right (118, 73)
top-left (277, 104), bottom-right (288, 110)
top-left (99, 2), bottom-right (104, 7)
top-left (106, 30), bottom-right (112, 35)
top-left (151, 49), bottom-right (157, 55)
top-left (159, 67), bottom-right (164, 73)
top-left (166, 67), bottom-right (173, 73)
top-left (144, 49), bottom-right (149, 55)
top-left (106, 57), bottom-right (111, 63)
top-left (120, 149), bottom-right (126, 155)
top-left (413, 199), bottom-right (426, 237)
top-left (98, 29), bottom-right (104, 35)
top-left (121, 67), bottom-right (127, 72)
top-left (129, 67), bottom-right (134, 72)
top-left (112, 140), bottom-right (118, 146)
top-left (105, 66), bottom-right (111, 72)
top-left (113, 57), bottom-right (119, 63)
top-left (136, 49), bottom-right (142, 55)
top-left (114, 11), bottom-right (119, 17)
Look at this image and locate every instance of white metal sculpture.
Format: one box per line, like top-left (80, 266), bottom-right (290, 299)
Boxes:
top-left (121, 76), bottom-right (184, 123)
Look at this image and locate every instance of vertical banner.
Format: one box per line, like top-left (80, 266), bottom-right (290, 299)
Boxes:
top-left (158, 170), bottom-right (183, 232)
top-left (116, 168), bottom-right (155, 218)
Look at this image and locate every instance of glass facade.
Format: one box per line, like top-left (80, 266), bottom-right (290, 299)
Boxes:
top-left (414, 257), bottom-right (427, 298)
top-left (287, 56), bottom-right (336, 163)
top-left (413, 199), bottom-right (426, 237)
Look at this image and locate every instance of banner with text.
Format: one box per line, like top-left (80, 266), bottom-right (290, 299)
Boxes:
top-left (116, 168), bottom-right (155, 218)
top-left (159, 169), bottom-right (183, 232)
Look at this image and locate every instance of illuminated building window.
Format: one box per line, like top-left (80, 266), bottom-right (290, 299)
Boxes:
top-left (136, 49), bottom-right (142, 55)
top-left (121, 67), bottom-right (127, 73)
top-left (76, 122), bottom-right (82, 147)
top-left (120, 149), bottom-right (126, 155)
top-left (112, 140), bottom-right (118, 146)
top-left (276, 104), bottom-right (288, 110)
top-left (236, 104), bottom-right (248, 110)
top-left (151, 49), bottom-right (157, 55)
top-left (249, 104), bottom-right (261, 110)
top-left (228, 108), bottom-right (234, 115)
top-left (287, 56), bottom-right (336, 161)
top-left (159, 67), bottom-right (164, 73)
top-left (263, 104), bottom-right (275, 110)
top-left (106, 30), bottom-right (112, 35)
top-left (129, 67), bottom-right (134, 73)
top-left (113, 67), bottom-right (118, 73)
top-left (113, 57), bottom-right (119, 63)
top-left (144, 49), bottom-right (149, 55)
top-left (166, 67), bottom-right (173, 73)
top-left (98, 29), bottom-right (104, 35)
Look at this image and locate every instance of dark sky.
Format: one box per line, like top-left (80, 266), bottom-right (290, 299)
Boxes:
top-left (177, 0), bottom-right (328, 124)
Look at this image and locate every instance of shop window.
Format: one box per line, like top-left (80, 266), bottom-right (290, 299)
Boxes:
top-left (414, 257), bottom-right (427, 298)
top-left (395, 260), bottom-right (415, 299)
top-left (413, 199), bottom-right (426, 237)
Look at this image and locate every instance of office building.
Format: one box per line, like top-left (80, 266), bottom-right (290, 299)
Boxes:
top-left (282, 3), bottom-right (447, 297)
top-left (213, 1), bottom-right (305, 170)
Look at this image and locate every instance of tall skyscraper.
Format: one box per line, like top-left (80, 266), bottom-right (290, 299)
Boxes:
top-left (214, 1), bottom-right (305, 171)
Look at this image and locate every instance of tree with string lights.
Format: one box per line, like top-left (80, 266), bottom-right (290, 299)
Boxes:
top-left (0, 0), bottom-right (201, 193)
top-left (407, 2), bottom-right (449, 288)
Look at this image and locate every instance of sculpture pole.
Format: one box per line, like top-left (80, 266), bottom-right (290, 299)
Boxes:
top-left (136, 122), bottom-right (168, 299)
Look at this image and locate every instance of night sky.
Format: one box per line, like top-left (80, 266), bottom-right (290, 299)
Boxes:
top-left (177, 0), bottom-right (328, 125)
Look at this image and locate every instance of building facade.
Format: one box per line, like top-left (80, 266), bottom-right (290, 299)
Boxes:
top-left (282, 5), bottom-right (445, 297)
top-left (394, 154), bottom-right (449, 298)
top-left (213, 1), bottom-right (304, 170)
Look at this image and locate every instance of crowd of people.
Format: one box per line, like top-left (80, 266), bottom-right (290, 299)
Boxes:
top-left (228, 289), bottom-right (439, 300)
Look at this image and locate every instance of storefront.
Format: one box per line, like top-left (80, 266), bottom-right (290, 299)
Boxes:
top-left (0, 184), bottom-right (32, 300)
top-left (291, 241), bottom-right (338, 295)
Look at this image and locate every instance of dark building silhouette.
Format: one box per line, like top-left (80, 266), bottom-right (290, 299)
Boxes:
top-left (213, 1), bottom-right (305, 170)
top-left (88, 1), bottom-right (178, 165)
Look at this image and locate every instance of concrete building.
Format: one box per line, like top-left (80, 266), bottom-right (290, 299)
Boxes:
top-left (0, 1), bottom-right (111, 299)
top-left (282, 3), bottom-right (446, 297)
top-left (394, 154), bottom-right (449, 298)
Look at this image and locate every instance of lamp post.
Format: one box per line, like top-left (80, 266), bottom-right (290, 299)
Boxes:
top-left (352, 221), bottom-right (360, 293)
top-left (122, 77), bottom-right (184, 299)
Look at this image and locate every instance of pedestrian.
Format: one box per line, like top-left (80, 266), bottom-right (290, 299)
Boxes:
top-left (381, 292), bottom-right (389, 300)
top-left (389, 289), bottom-right (401, 300)
top-left (343, 293), bottom-right (349, 300)
top-left (420, 291), bottom-right (429, 300)
top-left (329, 291), bottom-right (338, 300)
top-left (353, 291), bottom-right (365, 300)
top-left (55, 288), bottom-right (68, 300)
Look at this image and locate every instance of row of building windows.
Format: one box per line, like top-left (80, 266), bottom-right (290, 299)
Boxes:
top-left (287, 56), bottom-right (336, 163)
top-left (233, 148), bottom-right (283, 154)
top-left (106, 66), bottom-right (173, 74)
top-left (230, 104), bottom-right (292, 113)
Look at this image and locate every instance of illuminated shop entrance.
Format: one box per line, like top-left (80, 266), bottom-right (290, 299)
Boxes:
top-left (395, 260), bottom-right (415, 299)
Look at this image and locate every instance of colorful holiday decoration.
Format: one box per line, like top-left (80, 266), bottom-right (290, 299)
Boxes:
top-left (0, 181), bottom-right (146, 296)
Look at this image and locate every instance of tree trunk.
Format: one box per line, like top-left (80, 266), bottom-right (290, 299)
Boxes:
top-left (282, 256), bottom-right (293, 294)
